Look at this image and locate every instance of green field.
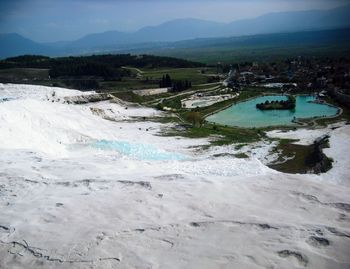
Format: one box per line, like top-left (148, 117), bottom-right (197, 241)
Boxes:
top-left (97, 66), bottom-right (217, 91)
top-left (99, 80), bottom-right (159, 91)
top-left (92, 67), bottom-right (218, 91)
top-left (152, 43), bottom-right (350, 64)
top-left (0, 66), bottom-right (216, 91)
top-left (141, 67), bottom-right (216, 85)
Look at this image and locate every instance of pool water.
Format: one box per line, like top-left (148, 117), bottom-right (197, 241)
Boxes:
top-left (91, 140), bottom-right (188, 161)
top-left (206, 95), bottom-right (338, 128)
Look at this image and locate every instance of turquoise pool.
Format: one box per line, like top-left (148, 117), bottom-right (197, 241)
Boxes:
top-left (91, 140), bottom-right (187, 161)
top-left (206, 95), bottom-right (339, 128)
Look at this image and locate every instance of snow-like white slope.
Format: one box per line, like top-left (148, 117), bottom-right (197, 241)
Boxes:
top-left (266, 128), bottom-right (329, 145)
top-left (0, 83), bottom-right (95, 102)
top-left (0, 84), bottom-right (349, 269)
top-left (0, 84), bottom-right (199, 157)
top-left (266, 121), bottom-right (346, 146)
top-left (320, 125), bottom-right (350, 185)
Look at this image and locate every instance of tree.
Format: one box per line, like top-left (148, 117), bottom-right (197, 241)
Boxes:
top-left (186, 111), bottom-right (204, 127)
top-left (159, 74), bottom-right (172, 88)
top-left (165, 74), bottom-right (172, 87)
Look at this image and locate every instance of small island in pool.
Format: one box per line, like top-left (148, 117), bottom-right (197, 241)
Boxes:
top-left (256, 95), bottom-right (296, 110)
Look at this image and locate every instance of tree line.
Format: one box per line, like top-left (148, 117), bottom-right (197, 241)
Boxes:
top-left (0, 54), bottom-right (203, 72)
top-left (159, 74), bottom-right (192, 92)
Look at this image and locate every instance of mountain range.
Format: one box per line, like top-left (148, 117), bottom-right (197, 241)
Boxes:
top-left (1, 4), bottom-right (350, 59)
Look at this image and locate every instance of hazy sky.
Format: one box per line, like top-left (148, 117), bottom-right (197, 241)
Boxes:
top-left (0, 0), bottom-right (349, 42)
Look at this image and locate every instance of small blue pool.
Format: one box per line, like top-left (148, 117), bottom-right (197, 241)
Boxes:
top-left (91, 140), bottom-right (187, 161)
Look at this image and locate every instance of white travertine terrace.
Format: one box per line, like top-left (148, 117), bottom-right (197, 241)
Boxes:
top-left (0, 84), bottom-right (349, 269)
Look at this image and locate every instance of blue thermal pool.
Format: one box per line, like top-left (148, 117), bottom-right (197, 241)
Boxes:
top-left (91, 140), bottom-right (188, 161)
top-left (206, 95), bottom-right (339, 128)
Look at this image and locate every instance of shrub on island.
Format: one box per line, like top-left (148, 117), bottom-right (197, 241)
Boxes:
top-left (256, 95), bottom-right (296, 110)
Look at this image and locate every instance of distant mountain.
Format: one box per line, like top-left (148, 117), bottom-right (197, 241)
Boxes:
top-left (1, 4), bottom-right (350, 59)
top-left (69, 30), bottom-right (131, 48)
top-left (61, 18), bottom-right (226, 52)
top-left (133, 18), bottom-right (226, 42)
top-left (222, 4), bottom-right (350, 36)
top-left (70, 5), bottom-right (350, 49)
top-left (0, 33), bottom-right (52, 59)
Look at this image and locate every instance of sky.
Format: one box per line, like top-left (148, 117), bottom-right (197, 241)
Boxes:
top-left (0, 0), bottom-right (349, 42)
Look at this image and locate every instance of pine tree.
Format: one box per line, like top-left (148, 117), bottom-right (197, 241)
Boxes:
top-left (165, 74), bottom-right (172, 87)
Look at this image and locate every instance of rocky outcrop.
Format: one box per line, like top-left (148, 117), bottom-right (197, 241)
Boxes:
top-left (64, 93), bottom-right (114, 104)
top-left (306, 135), bottom-right (333, 174)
